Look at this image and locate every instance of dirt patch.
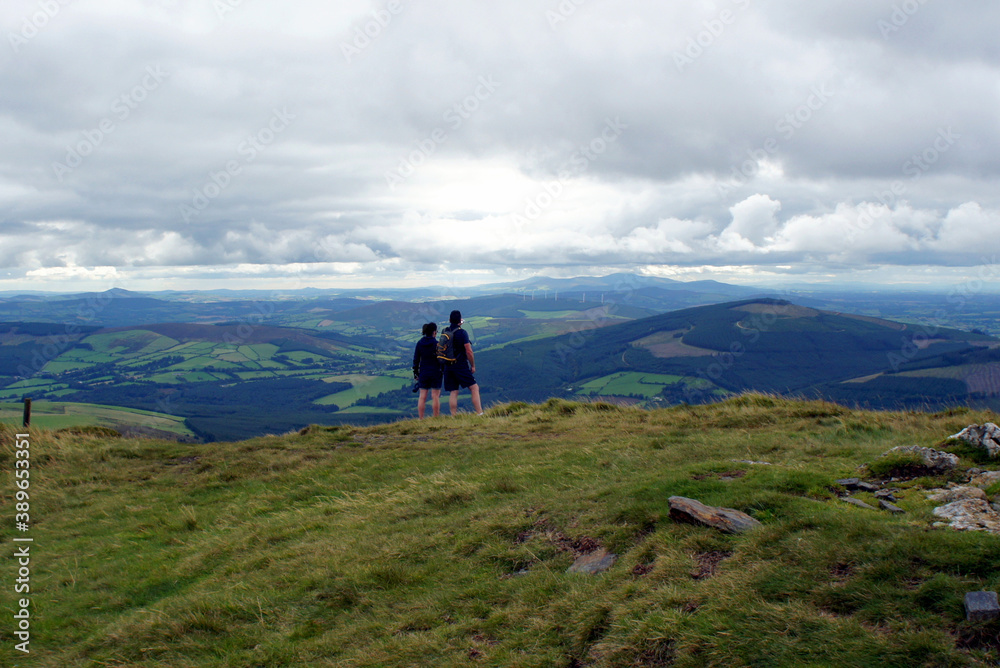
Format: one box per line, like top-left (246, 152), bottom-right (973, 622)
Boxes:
top-left (517, 518), bottom-right (602, 556)
top-left (690, 550), bottom-right (732, 580)
top-left (631, 562), bottom-right (655, 577)
top-left (829, 562), bottom-right (854, 584)
top-left (165, 455), bottom-right (201, 466)
top-left (956, 622), bottom-right (1000, 655)
top-left (691, 470), bottom-right (746, 481)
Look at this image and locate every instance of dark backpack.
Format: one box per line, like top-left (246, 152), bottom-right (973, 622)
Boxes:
top-left (436, 326), bottom-right (458, 365)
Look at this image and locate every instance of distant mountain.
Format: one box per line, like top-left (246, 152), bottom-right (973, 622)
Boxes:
top-left (471, 272), bottom-right (760, 297)
top-left (478, 298), bottom-right (999, 410)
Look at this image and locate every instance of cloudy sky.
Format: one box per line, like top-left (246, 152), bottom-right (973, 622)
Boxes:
top-left (2, 0), bottom-right (999, 293)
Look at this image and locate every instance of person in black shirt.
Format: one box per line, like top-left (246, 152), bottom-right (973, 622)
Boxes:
top-left (412, 322), bottom-right (442, 418)
top-left (443, 310), bottom-right (483, 416)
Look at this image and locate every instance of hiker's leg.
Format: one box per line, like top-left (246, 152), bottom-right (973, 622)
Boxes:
top-left (449, 390), bottom-right (459, 415)
top-left (469, 383), bottom-right (483, 414)
top-left (431, 389), bottom-right (441, 417)
top-left (418, 388), bottom-right (428, 419)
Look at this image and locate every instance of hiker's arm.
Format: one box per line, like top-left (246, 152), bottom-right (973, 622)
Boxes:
top-left (465, 342), bottom-right (475, 373)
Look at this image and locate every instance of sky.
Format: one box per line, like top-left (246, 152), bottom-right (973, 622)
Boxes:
top-left (2, 0), bottom-right (1000, 294)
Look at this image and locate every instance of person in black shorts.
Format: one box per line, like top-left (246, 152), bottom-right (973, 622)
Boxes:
top-left (443, 310), bottom-right (483, 416)
top-left (412, 322), bottom-right (442, 418)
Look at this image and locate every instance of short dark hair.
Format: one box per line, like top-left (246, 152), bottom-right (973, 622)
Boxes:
top-left (422, 322), bottom-right (437, 337)
top-left (450, 310), bottom-right (462, 325)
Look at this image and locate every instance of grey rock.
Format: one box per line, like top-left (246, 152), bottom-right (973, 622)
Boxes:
top-left (567, 549), bottom-right (617, 575)
top-left (933, 499), bottom-right (1000, 533)
top-left (879, 500), bottom-right (904, 513)
top-left (926, 486), bottom-right (988, 503)
top-left (668, 496), bottom-right (762, 534)
top-left (965, 591), bottom-right (1000, 622)
top-left (874, 489), bottom-right (897, 502)
top-left (841, 497), bottom-right (878, 511)
top-left (882, 445), bottom-right (959, 473)
top-left (836, 478), bottom-right (880, 493)
top-left (951, 423), bottom-right (1000, 458)
top-left (970, 470), bottom-right (1000, 489)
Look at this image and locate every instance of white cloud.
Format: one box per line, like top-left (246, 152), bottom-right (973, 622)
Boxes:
top-left (1, 0), bottom-right (998, 290)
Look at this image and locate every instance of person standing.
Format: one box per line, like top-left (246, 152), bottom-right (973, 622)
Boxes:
top-left (412, 322), bottom-right (442, 418)
top-left (443, 310), bottom-right (483, 416)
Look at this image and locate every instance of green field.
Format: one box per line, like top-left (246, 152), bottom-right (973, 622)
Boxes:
top-left (0, 401), bottom-right (195, 438)
top-left (316, 372), bottom-right (411, 408)
top-left (577, 372), bottom-right (692, 398)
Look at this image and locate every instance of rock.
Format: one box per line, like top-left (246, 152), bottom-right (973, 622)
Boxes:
top-left (926, 486), bottom-right (988, 503)
top-left (878, 500), bottom-right (904, 513)
top-left (731, 459), bottom-right (772, 466)
top-left (883, 445), bottom-right (959, 473)
top-left (951, 423), bottom-right (1000, 458)
top-left (567, 549), bottom-right (617, 575)
top-left (668, 496), bottom-right (761, 534)
top-left (836, 478), bottom-right (880, 493)
top-left (841, 497), bottom-right (878, 511)
top-left (932, 499), bottom-right (1000, 533)
top-left (874, 489), bottom-right (898, 502)
top-left (964, 591), bottom-right (1000, 622)
top-left (969, 470), bottom-right (1000, 489)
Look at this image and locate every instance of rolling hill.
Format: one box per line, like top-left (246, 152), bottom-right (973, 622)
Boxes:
top-left (478, 298), bottom-right (999, 410)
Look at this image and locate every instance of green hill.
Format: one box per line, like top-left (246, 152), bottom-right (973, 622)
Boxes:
top-left (6, 396), bottom-right (1000, 666)
top-left (480, 299), bottom-right (999, 410)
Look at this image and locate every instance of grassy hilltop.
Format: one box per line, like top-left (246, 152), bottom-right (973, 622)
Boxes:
top-left (5, 396), bottom-right (1000, 667)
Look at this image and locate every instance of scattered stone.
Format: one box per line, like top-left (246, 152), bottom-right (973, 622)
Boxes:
top-left (731, 459), bottom-right (771, 466)
top-left (836, 478), bottom-right (880, 493)
top-left (874, 489), bottom-right (898, 502)
top-left (668, 496), bottom-right (762, 534)
top-left (926, 486), bottom-right (988, 503)
top-left (841, 497), bottom-right (878, 511)
top-left (965, 591), bottom-right (1000, 622)
top-left (951, 423), bottom-right (1000, 458)
top-left (567, 549), bottom-right (617, 575)
top-left (882, 445), bottom-right (959, 474)
top-left (879, 500), bottom-right (905, 514)
top-left (932, 499), bottom-right (1000, 533)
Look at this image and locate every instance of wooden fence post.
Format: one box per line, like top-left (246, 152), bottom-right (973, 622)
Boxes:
top-left (23, 397), bottom-right (31, 428)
